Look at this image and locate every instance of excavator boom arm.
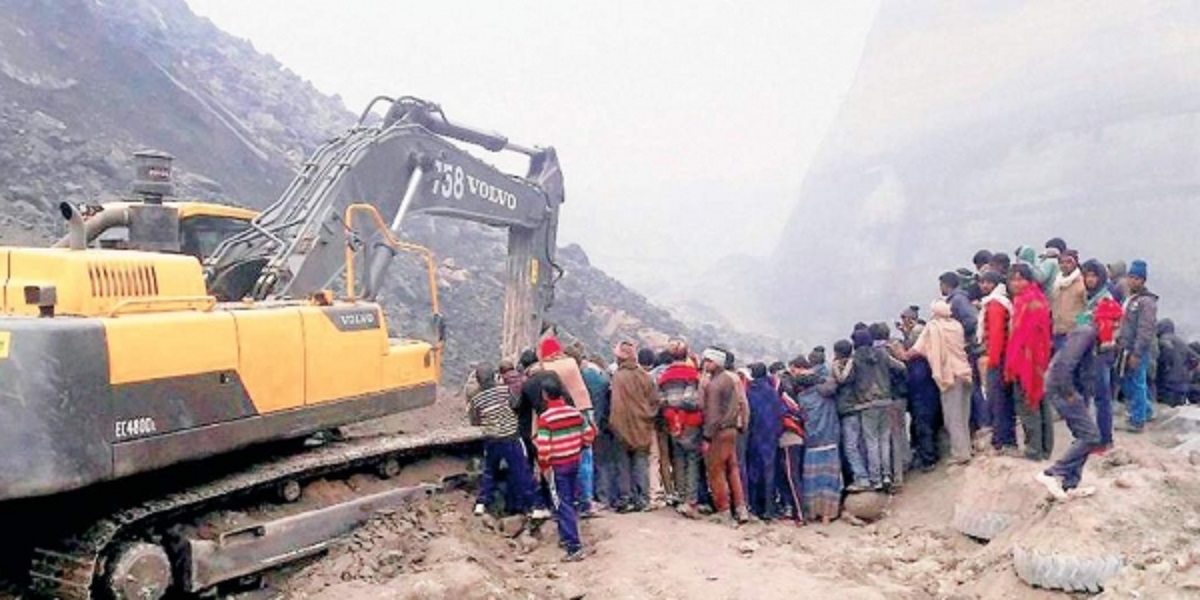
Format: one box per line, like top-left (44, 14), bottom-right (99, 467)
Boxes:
top-left (204, 96), bottom-right (564, 357)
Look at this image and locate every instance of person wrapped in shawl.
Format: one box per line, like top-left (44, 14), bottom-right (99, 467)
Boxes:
top-left (795, 364), bottom-right (842, 524)
top-left (1004, 263), bottom-right (1054, 461)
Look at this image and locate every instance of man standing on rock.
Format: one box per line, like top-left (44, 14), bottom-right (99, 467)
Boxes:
top-left (940, 271), bottom-right (987, 439)
top-left (1117, 260), bottom-right (1158, 433)
top-left (978, 271), bottom-right (1017, 456)
top-left (1036, 321), bottom-right (1103, 501)
top-left (609, 341), bottom-right (660, 512)
top-left (1077, 259), bottom-right (1123, 451)
top-left (1051, 250), bottom-right (1087, 354)
top-left (1004, 264), bottom-right (1054, 461)
top-left (700, 346), bottom-right (750, 524)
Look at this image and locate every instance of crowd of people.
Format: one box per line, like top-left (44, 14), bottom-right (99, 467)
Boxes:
top-left (463, 238), bottom-right (1200, 561)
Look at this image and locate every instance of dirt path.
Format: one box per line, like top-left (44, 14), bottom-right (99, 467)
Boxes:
top-left (253, 404), bottom-right (1200, 600)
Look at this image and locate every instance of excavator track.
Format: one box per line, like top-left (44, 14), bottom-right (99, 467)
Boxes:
top-left (27, 426), bottom-right (486, 600)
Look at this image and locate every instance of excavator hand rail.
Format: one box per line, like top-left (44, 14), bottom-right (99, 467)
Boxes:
top-left (106, 295), bottom-right (218, 318)
top-left (342, 203), bottom-right (440, 315)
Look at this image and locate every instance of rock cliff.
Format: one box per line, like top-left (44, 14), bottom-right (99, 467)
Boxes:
top-left (765, 1), bottom-right (1200, 343)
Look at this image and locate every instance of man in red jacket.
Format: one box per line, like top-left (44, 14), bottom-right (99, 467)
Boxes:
top-left (1005, 264), bottom-right (1054, 461)
top-left (978, 271), bottom-right (1017, 455)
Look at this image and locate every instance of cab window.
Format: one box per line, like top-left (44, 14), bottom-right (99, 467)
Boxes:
top-left (179, 216), bottom-right (252, 261)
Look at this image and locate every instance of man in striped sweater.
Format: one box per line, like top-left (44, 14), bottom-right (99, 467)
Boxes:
top-left (468, 365), bottom-right (542, 518)
top-left (536, 378), bottom-right (596, 561)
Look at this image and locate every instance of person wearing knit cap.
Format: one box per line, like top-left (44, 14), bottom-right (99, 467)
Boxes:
top-left (1077, 259), bottom-right (1122, 450)
top-left (537, 336), bottom-right (596, 512)
top-left (1116, 260), bottom-right (1158, 433)
top-left (609, 341), bottom-right (660, 512)
top-left (1044, 237), bottom-right (1067, 255)
top-left (699, 346), bottom-right (750, 523)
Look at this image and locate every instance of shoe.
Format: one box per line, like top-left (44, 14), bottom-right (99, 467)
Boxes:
top-left (1088, 444), bottom-right (1111, 456)
top-left (473, 503), bottom-right (486, 516)
top-left (846, 481), bottom-right (870, 493)
top-left (734, 506), bottom-right (750, 524)
top-left (998, 446), bottom-right (1023, 458)
top-left (563, 548), bottom-right (585, 562)
top-left (1023, 449), bottom-right (1043, 461)
top-left (919, 463), bottom-right (937, 473)
top-left (1034, 472), bottom-right (1068, 501)
top-left (530, 508), bottom-right (551, 520)
top-left (1120, 423), bottom-right (1145, 434)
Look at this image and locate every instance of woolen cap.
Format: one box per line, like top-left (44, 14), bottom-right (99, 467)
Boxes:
top-left (1129, 259), bottom-right (1148, 280)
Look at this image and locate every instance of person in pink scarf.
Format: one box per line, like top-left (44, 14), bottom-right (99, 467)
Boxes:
top-left (1004, 264), bottom-right (1055, 461)
top-left (892, 299), bottom-right (974, 464)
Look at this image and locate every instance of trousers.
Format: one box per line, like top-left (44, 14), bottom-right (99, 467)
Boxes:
top-left (941, 381), bottom-right (972, 462)
top-left (614, 442), bottom-right (650, 509)
top-left (746, 436), bottom-right (779, 518)
top-left (1045, 390), bottom-right (1101, 490)
top-left (776, 444), bottom-right (805, 522)
top-left (1094, 351), bottom-right (1115, 446)
top-left (704, 428), bottom-right (746, 513)
top-left (1120, 353), bottom-right (1153, 428)
top-left (1015, 383), bottom-right (1055, 458)
top-left (550, 462), bottom-right (582, 553)
top-left (987, 368), bottom-right (1017, 449)
top-left (670, 434), bottom-right (703, 505)
top-left (478, 437), bottom-right (536, 513)
top-left (861, 405), bottom-right (892, 484)
top-left (841, 412), bottom-right (869, 484)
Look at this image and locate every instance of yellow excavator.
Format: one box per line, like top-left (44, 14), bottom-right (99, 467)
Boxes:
top-left (2, 96), bottom-right (564, 599)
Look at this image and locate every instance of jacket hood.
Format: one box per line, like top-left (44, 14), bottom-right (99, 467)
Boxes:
top-left (931, 299), bottom-right (953, 319)
top-left (1157, 318), bottom-right (1175, 336)
top-left (1015, 245), bottom-right (1037, 264)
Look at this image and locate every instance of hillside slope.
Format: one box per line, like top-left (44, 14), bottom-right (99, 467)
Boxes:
top-left (0, 0), bottom-right (797, 379)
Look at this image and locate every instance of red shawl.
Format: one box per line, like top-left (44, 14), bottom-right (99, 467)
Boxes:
top-left (1004, 284), bottom-right (1052, 408)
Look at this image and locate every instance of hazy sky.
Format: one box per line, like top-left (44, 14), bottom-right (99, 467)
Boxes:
top-left (185, 1), bottom-right (877, 286)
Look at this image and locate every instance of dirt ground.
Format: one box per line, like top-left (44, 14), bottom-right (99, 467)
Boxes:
top-left (240, 400), bottom-right (1200, 600)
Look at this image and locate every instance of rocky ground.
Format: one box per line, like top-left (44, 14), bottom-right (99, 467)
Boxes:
top-left (226, 400), bottom-right (1200, 600)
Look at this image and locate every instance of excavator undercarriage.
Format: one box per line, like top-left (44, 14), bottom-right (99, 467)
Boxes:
top-left (0, 95), bottom-right (565, 599)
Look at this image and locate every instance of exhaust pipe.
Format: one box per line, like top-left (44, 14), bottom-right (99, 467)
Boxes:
top-left (59, 202), bottom-right (86, 250)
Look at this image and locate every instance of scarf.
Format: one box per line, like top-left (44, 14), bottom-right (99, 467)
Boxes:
top-left (915, 301), bottom-right (973, 392)
top-left (1004, 284), bottom-right (1052, 408)
top-left (977, 283), bottom-right (1012, 344)
top-left (1076, 286), bottom-right (1112, 327)
top-left (1054, 267), bottom-right (1081, 291)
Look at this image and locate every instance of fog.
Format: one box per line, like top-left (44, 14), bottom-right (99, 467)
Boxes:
top-left (184, 0), bottom-right (878, 297)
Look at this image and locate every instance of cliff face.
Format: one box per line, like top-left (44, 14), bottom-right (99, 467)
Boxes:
top-left (0, 0), bottom-right (794, 380)
top-left (766, 1), bottom-right (1200, 342)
